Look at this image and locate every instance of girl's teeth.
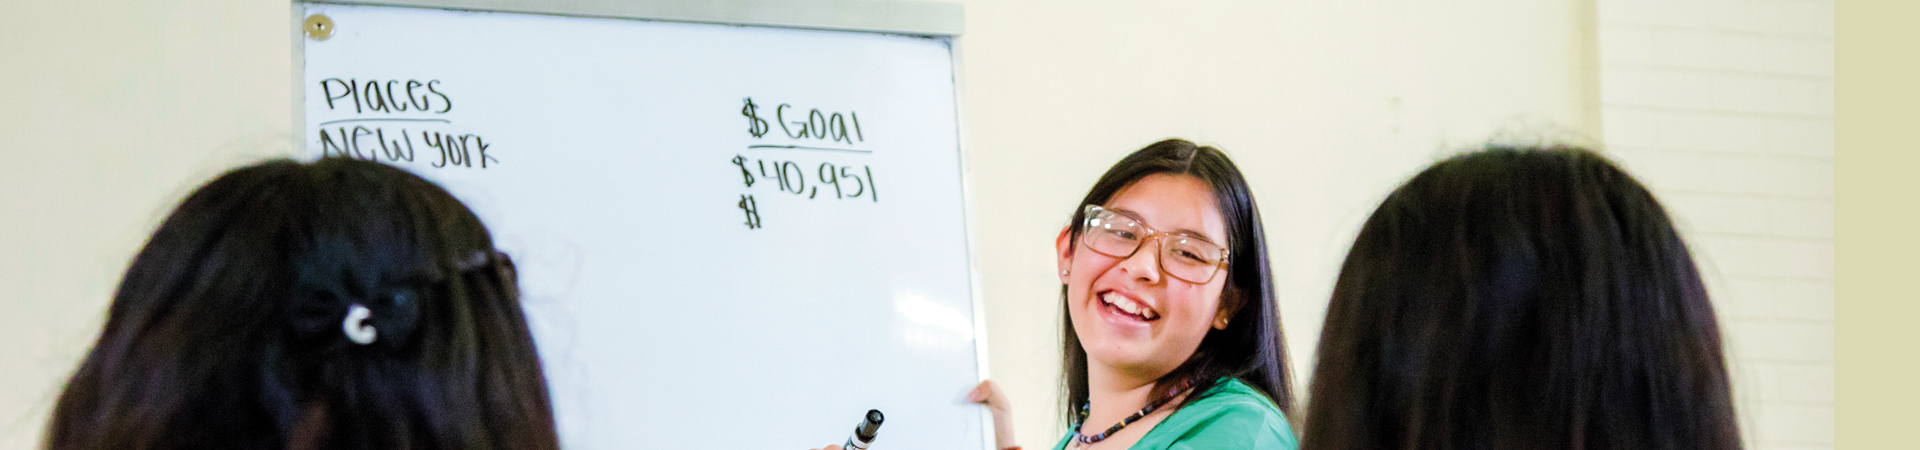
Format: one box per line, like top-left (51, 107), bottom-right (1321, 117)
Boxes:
top-left (1103, 293), bottom-right (1154, 319)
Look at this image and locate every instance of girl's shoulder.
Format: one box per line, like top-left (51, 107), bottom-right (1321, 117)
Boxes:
top-left (1141, 378), bottom-right (1298, 450)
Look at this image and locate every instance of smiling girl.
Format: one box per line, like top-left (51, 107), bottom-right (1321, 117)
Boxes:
top-left (812, 139), bottom-right (1297, 450)
top-left (1047, 139), bottom-right (1298, 450)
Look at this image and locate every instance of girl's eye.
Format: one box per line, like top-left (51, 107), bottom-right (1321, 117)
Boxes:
top-left (1170, 244), bottom-right (1217, 264)
top-left (1112, 230), bottom-right (1139, 241)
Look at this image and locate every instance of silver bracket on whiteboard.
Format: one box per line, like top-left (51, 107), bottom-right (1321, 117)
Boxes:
top-left (298, 0), bottom-right (964, 36)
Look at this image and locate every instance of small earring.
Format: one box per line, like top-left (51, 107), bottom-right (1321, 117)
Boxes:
top-left (1062, 269), bottom-right (1070, 276)
top-left (343, 303), bottom-right (378, 345)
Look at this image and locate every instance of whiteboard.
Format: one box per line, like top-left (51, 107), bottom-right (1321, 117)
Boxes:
top-left (299, 4), bottom-right (985, 449)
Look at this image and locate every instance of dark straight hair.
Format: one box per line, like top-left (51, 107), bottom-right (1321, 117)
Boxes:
top-left (1060, 138), bottom-right (1295, 427)
top-left (46, 157), bottom-right (560, 450)
top-left (1302, 146), bottom-right (1741, 450)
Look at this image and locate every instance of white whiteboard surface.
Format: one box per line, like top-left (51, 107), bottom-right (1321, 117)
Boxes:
top-left (300, 4), bottom-right (985, 449)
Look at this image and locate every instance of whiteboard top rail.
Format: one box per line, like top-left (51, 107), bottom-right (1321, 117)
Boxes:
top-left (301, 0), bottom-right (965, 36)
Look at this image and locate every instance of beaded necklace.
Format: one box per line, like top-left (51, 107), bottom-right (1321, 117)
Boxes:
top-left (1073, 379), bottom-right (1196, 446)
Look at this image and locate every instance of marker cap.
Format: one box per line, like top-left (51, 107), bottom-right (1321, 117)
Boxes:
top-left (853, 409), bottom-right (885, 441)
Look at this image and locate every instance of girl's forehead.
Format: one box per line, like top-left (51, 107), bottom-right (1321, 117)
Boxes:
top-left (1106, 174), bottom-right (1227, 242)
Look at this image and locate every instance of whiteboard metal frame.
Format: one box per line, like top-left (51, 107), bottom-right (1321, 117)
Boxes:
top-left (946, 35), bottom-right (998, 450)
top-left (289, 2), bottom-right (991, 448)
top-left (298, 0), bottom-right (963, 36)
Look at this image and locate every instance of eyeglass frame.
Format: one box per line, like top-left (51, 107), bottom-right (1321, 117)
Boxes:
top-left (1076, 204), bottom-right (1231, 284)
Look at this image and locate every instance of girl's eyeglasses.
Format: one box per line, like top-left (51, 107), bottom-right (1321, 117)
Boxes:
top-left (1079, 205), bottom-right (1229, 284)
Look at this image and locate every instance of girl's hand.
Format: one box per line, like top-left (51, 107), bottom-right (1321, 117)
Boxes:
top-left (816, 381), bottom-right (1015, 450)
top-left (969, 379), bottom-right (1018, 449)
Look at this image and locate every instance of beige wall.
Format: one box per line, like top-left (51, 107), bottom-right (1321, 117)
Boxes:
top-left (0, 0), bottom-right (1830, 449)
top-left (1596, 0), bottom-right (1835, 448)
top-left (0, 1), bottom-right (293, 447)
top-left (959, 0), bottom-right (1596, 443)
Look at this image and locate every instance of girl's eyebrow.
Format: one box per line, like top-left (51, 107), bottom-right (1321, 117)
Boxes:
top-left (1108, 206), bottom-right (1222, 244)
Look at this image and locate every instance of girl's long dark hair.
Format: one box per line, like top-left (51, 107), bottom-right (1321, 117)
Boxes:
top-left (1303, 146), bottom-right (1741, 450)
top-left (1061, 139), bottom-right (1295, 428)
top-left (46, 158), bottom-right (559, 450)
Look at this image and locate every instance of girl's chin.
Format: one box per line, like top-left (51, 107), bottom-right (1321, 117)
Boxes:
top-left (1085, 344), bottom-right (1171, 370)
top-left (1088, 358), bottom-right (1183, 381)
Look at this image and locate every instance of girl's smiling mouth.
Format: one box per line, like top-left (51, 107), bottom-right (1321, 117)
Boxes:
top-left (1098, 290), bottom-right (1161, 322)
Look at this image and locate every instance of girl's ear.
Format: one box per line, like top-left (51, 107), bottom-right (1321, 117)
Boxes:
top-left (1213, 290), bottom-right (1243, 330)
top-left (1056, 225), bottom-right (1074, 283)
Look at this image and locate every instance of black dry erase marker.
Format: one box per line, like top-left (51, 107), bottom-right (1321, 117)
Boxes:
top-left (843, 409), bottom-right (885, 450)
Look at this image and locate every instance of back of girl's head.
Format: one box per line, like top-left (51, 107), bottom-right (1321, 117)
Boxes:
top-left (1060, 138), bottom-right (1295, 426)
top-left (1302, 146), bottom-right (1739, 450)
top-left (47, 157), bottom-right (558, 450)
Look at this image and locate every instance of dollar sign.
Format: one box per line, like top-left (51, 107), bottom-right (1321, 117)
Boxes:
top-left (738, 194), bottom-right (761, 229)
top-left (731, 155), bottom-right (755, 187)
top-left (742, 97), bottom-right (768, 138)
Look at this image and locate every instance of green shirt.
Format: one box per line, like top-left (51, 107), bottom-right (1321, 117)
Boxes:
top-left (1050, 378), bottom-right (1298, 450)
